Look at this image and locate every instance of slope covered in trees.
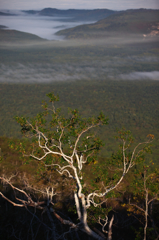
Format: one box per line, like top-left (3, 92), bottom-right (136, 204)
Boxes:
top-left (56, 9), bottom-right (159, 39)
top-left (0, 29), bottom-right (46, 42)
top-left (0, 93), bottom-right (158, 240)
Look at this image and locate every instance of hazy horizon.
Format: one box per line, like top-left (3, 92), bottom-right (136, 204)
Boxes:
top-left (0, 0), bottom-right (159, 11)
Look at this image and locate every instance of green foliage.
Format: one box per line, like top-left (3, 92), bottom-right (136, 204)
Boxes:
top-left (116, 128), bottom-right (134, 143)
top-left (13, 93), bottom-right (108, 170)
top-left (130, 161), bottom-right (159, 198)
top-left (122, 156), bottom-right (159, 240)
top-left (132, 225), bottom-right (158, 240)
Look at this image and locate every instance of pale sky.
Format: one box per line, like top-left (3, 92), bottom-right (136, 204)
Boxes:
top-left (0, 0), bottom-right (159, 11)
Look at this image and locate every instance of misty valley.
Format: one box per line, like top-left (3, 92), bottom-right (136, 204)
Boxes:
top-left (0, 9), bottom-right (159, 83)
top-left (0, 7), bottom-right (159, 240)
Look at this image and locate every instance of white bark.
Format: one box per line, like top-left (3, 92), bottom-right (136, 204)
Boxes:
top-left (1, 105), bottom-right (154, 239)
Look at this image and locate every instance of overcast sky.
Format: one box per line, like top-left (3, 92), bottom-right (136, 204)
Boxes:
top-left (0, 0), bottom-right (159, 11)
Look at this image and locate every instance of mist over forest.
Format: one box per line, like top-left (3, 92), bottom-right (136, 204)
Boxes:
top-left (0, 8), bottom-right (159, 83)
top-left (0, 53), bottom-right (159, 83)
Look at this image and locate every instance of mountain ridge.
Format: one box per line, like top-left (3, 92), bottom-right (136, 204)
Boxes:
top-left (56, 9), bottom-right (159, 39)
top-left (23, 8), bottom-right (117, 21)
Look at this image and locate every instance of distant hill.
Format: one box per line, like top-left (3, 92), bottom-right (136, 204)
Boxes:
top-left (56, 9), bottom-right (159, 39)
top-left (0, 11), bottom-right (16, 16)
top-left (0, 25), bottom-right (8, 29)
top-left (22, 10), bottom-right (39, 15)
top-left (0, 29), bottom-right (46, 42)
top-left (37, 8), bottom-right (116, 21)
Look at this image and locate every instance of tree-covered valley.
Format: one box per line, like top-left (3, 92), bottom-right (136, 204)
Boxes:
top-left (0, 8), bottom-right (159, 240)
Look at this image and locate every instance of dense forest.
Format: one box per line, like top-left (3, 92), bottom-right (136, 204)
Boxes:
top-left (0, 79), bottom-right (159, 163)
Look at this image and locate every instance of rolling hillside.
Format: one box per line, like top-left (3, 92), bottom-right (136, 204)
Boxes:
top-left (0, 29), bottom-right (46, 42)
top-left (56, 9), bottom-right (159, 39)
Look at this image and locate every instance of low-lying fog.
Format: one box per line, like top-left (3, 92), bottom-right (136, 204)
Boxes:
top-left (0, 11), bottom-right (95, 40)
top-left (0, 56), bottom-right (159, 83)
top-left (0, 11), bottom-right (159, 82)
